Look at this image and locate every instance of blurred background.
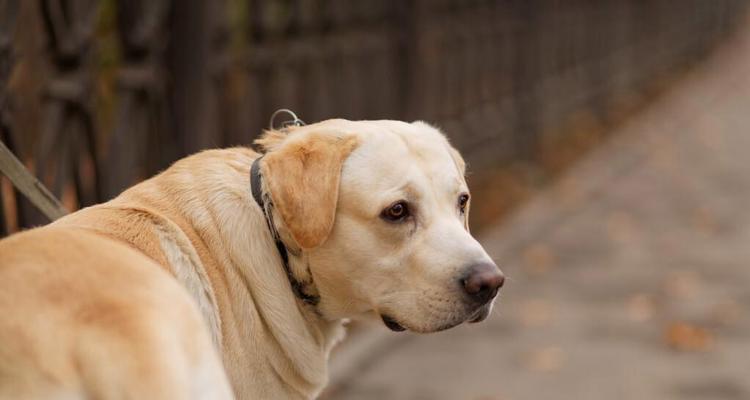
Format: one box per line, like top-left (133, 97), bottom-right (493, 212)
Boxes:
top-left (2, 1), bottom-right (749, 399)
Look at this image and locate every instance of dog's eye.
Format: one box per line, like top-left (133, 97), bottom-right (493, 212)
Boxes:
top-left (381, 201), bottom-right (410, 222)
top-left (458, 193), bottom-right (470, 213)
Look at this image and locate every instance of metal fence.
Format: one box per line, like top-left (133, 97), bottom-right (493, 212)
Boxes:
top-left (1, 0), bottom-right (747, 236)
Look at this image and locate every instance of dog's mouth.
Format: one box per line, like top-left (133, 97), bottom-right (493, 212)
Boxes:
top-left (380, 303), bottom-right (492, 332)
top-left (467, 303), bottom-right (492, 323)
top-left (381, 315), bottom-right (407, 332)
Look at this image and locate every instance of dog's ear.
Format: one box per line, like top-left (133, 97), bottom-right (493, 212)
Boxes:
top-left (261, 131), bottom-right (359, 249)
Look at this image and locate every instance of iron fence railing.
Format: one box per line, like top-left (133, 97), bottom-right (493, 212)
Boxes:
top-left (0, 0), bottom-right (747, 235)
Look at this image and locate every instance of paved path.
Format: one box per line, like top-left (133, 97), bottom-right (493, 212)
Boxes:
top-left (324, 20), bottom-right (750, 400)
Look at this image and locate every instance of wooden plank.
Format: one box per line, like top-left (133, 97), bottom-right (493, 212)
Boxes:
top-left (0, 139), bottom-right (67, 221)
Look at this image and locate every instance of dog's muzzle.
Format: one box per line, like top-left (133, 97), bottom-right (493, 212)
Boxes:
top-left (381, 315), bottom-right (406, 332)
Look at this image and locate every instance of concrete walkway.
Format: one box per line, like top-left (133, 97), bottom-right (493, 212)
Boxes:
top-left (323, 21), bottom-right (750, 400)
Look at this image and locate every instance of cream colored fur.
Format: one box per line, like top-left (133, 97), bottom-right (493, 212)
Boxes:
top-left (0, 119), bottom-right (501, 399)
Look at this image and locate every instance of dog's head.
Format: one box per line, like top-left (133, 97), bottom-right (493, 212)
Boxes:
top-left (257, 119), bottom-right (504, 333)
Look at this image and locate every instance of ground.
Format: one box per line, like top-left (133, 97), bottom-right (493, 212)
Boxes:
top-left (323, 20), bottom-right (750, 400)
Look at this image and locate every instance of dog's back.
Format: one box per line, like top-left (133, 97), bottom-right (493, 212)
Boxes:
top-left (0, 227), bottom-right (232, 399)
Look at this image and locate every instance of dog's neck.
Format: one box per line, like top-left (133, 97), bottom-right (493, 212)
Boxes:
top-left (104, 148), bottom-right (346, 397)
top-left (250, 155), bottom-right (322, 307)
top-left (197, 151), bottom-right (345, 395)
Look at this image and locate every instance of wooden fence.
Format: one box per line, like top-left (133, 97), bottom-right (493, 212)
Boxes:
top-left (1, 0), bottom-right (747, 236)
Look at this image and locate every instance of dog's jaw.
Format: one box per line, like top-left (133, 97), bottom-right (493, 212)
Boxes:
top-left (381, 315), bottom-right (407, 332)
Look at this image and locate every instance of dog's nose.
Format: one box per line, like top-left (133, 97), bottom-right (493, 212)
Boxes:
top-left (461, 262), bottom-right (505, 304)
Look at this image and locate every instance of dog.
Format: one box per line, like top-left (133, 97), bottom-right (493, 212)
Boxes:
top-left (0, 119), bottom-right (505, 399)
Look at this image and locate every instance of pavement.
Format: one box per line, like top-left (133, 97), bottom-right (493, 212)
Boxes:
top-left (322, 19), bottom-right (750, 400)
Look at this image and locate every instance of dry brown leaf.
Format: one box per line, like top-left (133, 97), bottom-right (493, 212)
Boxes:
top-left (664, 322), bottom-right (715, 352)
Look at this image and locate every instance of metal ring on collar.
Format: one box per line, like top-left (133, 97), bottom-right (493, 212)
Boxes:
top-left (269, 108), bottom-right (305, 130)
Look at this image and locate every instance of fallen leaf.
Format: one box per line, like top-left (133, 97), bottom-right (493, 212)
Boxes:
top-left (664, 322), bottom-right (714, 352)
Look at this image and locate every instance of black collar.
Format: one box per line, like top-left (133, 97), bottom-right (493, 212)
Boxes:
top-left (250, 156), bottom-right (320, 306)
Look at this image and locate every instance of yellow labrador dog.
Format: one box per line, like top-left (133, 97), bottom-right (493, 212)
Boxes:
top-left (0, 119), bottom-right (504, 399)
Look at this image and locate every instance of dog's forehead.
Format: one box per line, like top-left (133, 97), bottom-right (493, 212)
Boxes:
top-left (341, 120), bottom-right (464, 189)
top-left (310, 119), bottom-right (453, 159)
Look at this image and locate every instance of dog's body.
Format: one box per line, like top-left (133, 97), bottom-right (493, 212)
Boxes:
top-left (0, 119), bottom-right (503, 399)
